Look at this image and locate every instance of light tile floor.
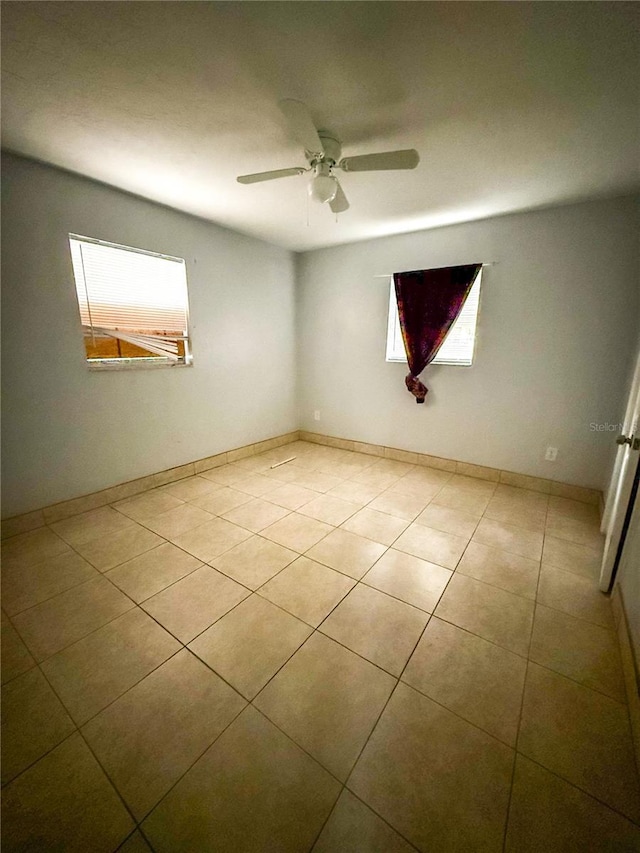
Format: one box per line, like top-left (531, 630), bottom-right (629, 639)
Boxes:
top-left (2, 441), bottom-right (639, 852)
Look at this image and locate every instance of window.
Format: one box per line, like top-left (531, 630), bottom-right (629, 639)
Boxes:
top-left (386, 269), bottom-right (482, 366)
top-left (69, 234), bottom-right (192, 369)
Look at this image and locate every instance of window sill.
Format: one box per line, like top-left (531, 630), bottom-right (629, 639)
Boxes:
top-left (386, 357), bottom-right (473, 367)
top-left (87, 359), bottom-right (193, 372)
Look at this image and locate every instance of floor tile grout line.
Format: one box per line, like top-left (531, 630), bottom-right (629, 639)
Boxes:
top-left (52, 515), bottom-right (157, 551)
top-left (502, 658), bottom-right (530, 853)
top-left (7, 533), bottom-right (194, 665)
top-left (136, 826), bottom-right (158, 852)
top-left (176, 643), bottom-right (254, 701)
top-left (501, 502), bottom-right (543, 852)
top-left (243, 703), bottom-right (349, 788)
top-left (45, 637), bottom-right (185, 728)
top-left (334, 679), bottom-right (403, 816)
top-left (290, 542), bottom-right (389, 584)
top-left (301, 565), bottom-right (472, 847)
top-left (5, 607), bottom-right (427, 817)
top-left (0, 728), bottom-right (79, 791)
top-left (189, 614), bottom-right (312, 703)
top-left (3, 631), bottom-right (174, 792)
top-left (314, 623), bottom-right (419, 681)
top-left (531, 518), bottom-right (624, 702)
top-left (395, 613), bottom-right (436, 682)
top-left (303, 792), bottom-right (347, 853)
top-left (76, 726), bottom-right (142, 832)
top-left (317, 787), bottom-right (424, 853)
top-left (22, 636), bottom-right (258, 841)
top-left (409, 609), bottom-right (531, 661)
top-left (206, 540), bottom-right (301, 589)
top-left (445, 528), bottom-right (613, 631)
top-left (509, 514), bottom-right (638, 825)
top-left (198, 539), bottom-right (436, 689)
top-left (531, 593), bottom-right (617, 632)
top-left (124, 691), bottom-right (249, 834)
top-left (397, 667), bottom-right (523, 752)
top-left (1, 537), bottom-right (73, 572)
top-left (236, 530), bottom-right (340, 592)
top-left (524, 658), bottom-right (628, 707)
top-left (258, 669), bottom-right (405, 851)
top-left (7, 591), bottom-right (135, 669)
top-left (85, 532), bottom-right (171, 576)
top-left (539, 557), bottom-right (610, 583)
top-left (0, 665), bottom-right (38, 689)
top-left (232, 596), bottom-right (433, 810)
top-left (394, 545), bottom-right (462, 677)
top-left (13, 540), bottom-right (207, 719)
top-left (3, 564), bottom-right (122, 620)
top-left (2, 590), bottom-right (134, 670)
top-left (541, 560), bottom-right (604, 582)
top-left (515, 745), bottom-right (640, 829)
top-left (427, 538), bottom-right (535, 660)
top-left (380, 502), bottom-right (626, 711)
top-left (252, 561), bottom-right (355, 618)
top-left (176, 587), bottom-right (259, 649)
top-left (113, 504), bottom-right (271, 561)
top-left (122, 828), bottom-right (159, 852)
top-left (454, 563), bottom-right (540, 603)
top-left (529, 607), bottom-right (625, 699)
top-left (102, 517), bottom-right (272, 599)
top-left (251, 581), bottom-right (391, 688)
top-left (128, 552), bottom-right (255, 605)
top-left (106, 556), bottom-right (210, 602)
top-left (6, 512), bottom-right (383, 621)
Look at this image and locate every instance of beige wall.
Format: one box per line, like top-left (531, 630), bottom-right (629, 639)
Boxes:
top-left (296, 195), bottom-right (640, 490)
top-left (1, 154), bottom-right (298, 516)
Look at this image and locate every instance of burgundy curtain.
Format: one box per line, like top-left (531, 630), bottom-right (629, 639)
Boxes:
top-left (394, 263), bottom-right (481, 402)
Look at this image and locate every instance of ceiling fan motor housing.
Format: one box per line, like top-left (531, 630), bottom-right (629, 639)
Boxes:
top-left (309, 132), bottom-right (342, 167)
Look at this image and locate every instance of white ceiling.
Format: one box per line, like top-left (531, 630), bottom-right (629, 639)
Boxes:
top-left (2, 2), bottom-right (639, 251)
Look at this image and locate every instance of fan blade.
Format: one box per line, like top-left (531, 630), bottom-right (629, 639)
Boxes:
top-left (237, 167), bottom-right (306, 184)
top-left (329, 180), bottom-right (349, 214)
top-left (339, 149), bottom-right (420, 172)
top-left (279, 99), bottom-right (325, 158)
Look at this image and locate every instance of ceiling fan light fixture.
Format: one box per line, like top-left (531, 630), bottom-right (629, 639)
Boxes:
top-left (308, 172), bottom-right (338, 204)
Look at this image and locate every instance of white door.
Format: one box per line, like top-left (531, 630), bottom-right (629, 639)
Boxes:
top-left (600, 345), bottom-right (640, 591)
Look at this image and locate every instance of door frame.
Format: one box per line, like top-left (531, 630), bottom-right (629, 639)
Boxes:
top-left (600, 343), bottom-right (640, 591)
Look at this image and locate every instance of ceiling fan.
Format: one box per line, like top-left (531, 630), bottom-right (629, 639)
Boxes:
top-left (236, 100), bottom-right (420, 213)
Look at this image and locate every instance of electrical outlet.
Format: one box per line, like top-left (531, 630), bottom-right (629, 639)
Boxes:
top-left (314, 410), bottom-right (321, 422)
top-left (545, 446), bottom-right (558, 462)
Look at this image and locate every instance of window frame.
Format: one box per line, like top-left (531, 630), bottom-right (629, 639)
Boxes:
top-left (385, 269), bottom-right (482, 367)
top-left (69, 233), bottom-right (193, 371)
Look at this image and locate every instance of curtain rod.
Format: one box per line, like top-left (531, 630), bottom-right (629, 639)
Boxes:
top-left (373, 262), bottom-right (497, 278)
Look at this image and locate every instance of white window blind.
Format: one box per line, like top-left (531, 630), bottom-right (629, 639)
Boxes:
top-left (386, 269), bottom-right (482, 366)
top-left (69, 234), bottom-right (191, 365)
